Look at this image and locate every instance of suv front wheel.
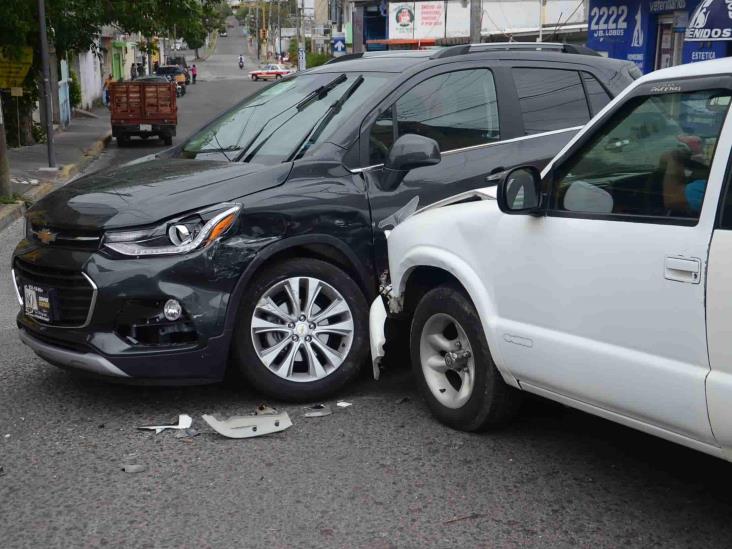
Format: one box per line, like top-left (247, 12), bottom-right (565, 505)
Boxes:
top-left (410, 285), bottom-right (522, 430)
top-left (233, 258), bottom-right (369, 401)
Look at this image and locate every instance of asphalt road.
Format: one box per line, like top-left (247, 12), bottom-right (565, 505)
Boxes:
top-left (3, 24), bottom-right (732, 549)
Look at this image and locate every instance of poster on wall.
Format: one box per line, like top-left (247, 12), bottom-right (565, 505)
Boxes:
top-left (389, 3), bottom-right (415, 39)
top-left (586, 0), bottom-right (646, 71)
top-left (686, 0), bottom-right (732, 41)
top-left (445, 0), bottom-right (470, 38)
top-left (415, 2), bottom-right (446, 39)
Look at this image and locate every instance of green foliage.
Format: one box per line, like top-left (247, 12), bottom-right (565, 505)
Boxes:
top-left (0, 193), bottom-right (24, 205)
top-left (68, 68), bottom-right (82, 108)
top-left (288, 40), bottom-right (298, 63)
top-left (306, 52), bottom-right (331, 68)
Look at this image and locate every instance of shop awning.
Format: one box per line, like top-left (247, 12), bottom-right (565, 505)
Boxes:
top-left (686, 0), bottom-right (732, 41)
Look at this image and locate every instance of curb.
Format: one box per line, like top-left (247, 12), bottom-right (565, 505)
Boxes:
top-left (0, 131), bottom-right (112, 234)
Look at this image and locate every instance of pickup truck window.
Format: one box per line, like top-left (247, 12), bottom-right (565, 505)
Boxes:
top-left (393, 69), bottom-right (500, 154)
top-left (514, 68), bottom-right (590, 134)
top-left (551, 89), bottom-right (731, 222)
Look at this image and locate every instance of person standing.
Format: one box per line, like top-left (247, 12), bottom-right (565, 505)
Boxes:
top-left (103, 74), bottom-right (113, 107)
top-left (191, 64), bottom-right (197, 84)
top-left (130, 63), bottom-right (136, 80)
top-left (137, 63), bottom-right (144, 78)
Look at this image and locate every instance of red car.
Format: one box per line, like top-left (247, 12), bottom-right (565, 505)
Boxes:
top-left (249, 64), bottom-right (293, 81)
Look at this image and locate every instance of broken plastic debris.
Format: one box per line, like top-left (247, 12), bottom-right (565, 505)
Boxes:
top-left (174, 428), bottom-right (200, 439)
top-left (303, 404), bottom-right (332, 418)
top-left (122, 464), bottom-right (147, 474)
top-left (336, 401), bottom-right (352, 408)
top-left (202, 409), bottom-right (292, 439)
top-left (138, 414), bottom-right (193, 434)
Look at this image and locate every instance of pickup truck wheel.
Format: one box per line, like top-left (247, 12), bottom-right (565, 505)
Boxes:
top-left (162, 135), bottom-right (173, 146)
top-left (116, 136), bottom-right (128, 147)
top-left (411, 285), bottom-right (522, 431)
top-left (232, 258), bottom-right (369, 401)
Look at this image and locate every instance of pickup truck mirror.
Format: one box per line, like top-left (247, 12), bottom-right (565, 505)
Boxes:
top-left (497, 166), bottom-right (542, 214)
top-left (378, 134), bottom-right (441, 192)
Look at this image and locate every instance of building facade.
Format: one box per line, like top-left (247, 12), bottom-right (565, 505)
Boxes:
top-left (586, 0), bottom-right (728, 72)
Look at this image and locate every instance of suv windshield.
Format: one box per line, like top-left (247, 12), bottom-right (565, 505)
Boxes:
top-left (181, 71), bottom-right (393, 164)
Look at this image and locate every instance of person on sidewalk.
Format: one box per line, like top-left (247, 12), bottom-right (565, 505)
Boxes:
top-left (191, 64), bottom-right (197, 84)
top-left (130, 64), bottom-right (137, 80)
top-left (103, 74), bottom-right (113, 107)
top-left (137, 63), bottom-right (145, 78)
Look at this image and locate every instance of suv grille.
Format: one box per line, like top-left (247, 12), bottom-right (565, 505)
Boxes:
top-left (14, 259), bottom-right (96, 327)
top-left (29, 224), bottom-right (102, 250)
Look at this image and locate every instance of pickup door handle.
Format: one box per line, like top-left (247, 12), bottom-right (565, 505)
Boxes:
top-left (664, 256), bottom-right (701, 284)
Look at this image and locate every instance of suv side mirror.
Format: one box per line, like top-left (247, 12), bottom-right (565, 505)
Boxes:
top-left (497, 166), bottom-right (543, 214)
top-left (378, 134), bottom-right (441, 192)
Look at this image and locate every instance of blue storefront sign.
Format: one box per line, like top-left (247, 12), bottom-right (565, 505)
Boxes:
top-left (587, 0), bottom-right (729, 73)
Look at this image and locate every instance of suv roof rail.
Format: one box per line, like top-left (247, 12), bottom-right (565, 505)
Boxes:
top-left (324, 53), bottom-right (365, 65)
top-left (431, 42), bottom-right (602, 59)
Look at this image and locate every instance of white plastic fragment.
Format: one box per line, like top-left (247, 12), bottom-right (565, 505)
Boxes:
top-left (138, 414), bottom-right (193, 434)
top-left (336, 401), bottom-right (352, 408)
top-left (202, 410), bottom-right (292, 439)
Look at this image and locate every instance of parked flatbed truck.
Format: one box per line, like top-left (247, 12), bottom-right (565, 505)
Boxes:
top-left (110, 80), bottom-right (177, 146)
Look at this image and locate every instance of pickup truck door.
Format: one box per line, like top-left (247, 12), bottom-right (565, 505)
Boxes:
top-left (492, 82), bottom-right (732, 446)
top-left (705, 164), bottom-right (732, 453)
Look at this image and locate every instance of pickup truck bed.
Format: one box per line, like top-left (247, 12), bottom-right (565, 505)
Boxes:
top-left (110, 81), bottom-right (177, 146)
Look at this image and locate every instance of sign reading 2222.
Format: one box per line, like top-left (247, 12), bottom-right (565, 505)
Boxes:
top-left (590, 5), bottom-right (629, 37)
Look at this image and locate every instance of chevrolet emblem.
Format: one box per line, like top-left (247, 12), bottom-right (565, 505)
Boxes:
top-left (36, 228), bottom-right (57, 245)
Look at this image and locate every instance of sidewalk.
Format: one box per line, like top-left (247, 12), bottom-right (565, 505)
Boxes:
top-left (1, 106), bottom-right (112, 231)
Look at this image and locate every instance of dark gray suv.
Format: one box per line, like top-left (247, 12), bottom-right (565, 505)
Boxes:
top-left (13, 44), bottom-right (637, 401)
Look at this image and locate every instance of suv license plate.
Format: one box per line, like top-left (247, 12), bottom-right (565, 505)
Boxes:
top-left (23, 284), bottom-right (54, 322)
top-left (140, 124), bottom-right (152, 131)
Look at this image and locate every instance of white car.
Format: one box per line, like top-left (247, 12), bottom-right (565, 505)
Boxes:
top-left (371, 57), bottom-right (732, 462)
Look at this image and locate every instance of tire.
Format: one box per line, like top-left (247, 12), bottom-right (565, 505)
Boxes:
top-left (251, 75), bottom-right (258, 81)
top-left (116, 136), bottom-right (128, 147)
top-left (276, 74), bottom-right (282, 79)
top-left (162, 134), bottom-right (173, 146)
top-left (410, 285), bottom-right (522, 431)
top-left (232, 258), bottom-right (369, 402)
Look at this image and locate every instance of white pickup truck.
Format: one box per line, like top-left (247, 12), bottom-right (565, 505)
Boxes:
top-left (371, 57), bottom-right (732, 462)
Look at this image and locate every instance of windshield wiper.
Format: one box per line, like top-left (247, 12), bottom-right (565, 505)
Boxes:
top-left (237, 74), bottom-right (350, 163)
top-left (289, 75), bottom-right (365, 161)
top-left (295, 73), bottom-right (347, 111)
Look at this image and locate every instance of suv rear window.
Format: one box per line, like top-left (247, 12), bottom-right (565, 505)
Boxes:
top-left (582, 72), bottom-right (613, 116)
top-left (513, 68), bottom-right (591, 134)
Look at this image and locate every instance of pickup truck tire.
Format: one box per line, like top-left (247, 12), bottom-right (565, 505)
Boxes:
top-left (232, 258), bottom-right (369, 402)
top-left (410, 285), bottom-right (522, 431)
top-left (162, 134), bottom-right (173, 146)
top-left (116, 136), bottom-right (128, 147)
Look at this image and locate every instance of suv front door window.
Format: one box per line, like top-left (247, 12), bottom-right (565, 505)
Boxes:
top-left (368, 69), bottom-right (499, 164)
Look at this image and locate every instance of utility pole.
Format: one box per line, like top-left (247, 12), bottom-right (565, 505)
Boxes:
top-left (255, 2), bottom-right (260, 61)
top-left (538, 0), bottom-right (546, 41)
top-left (38, 0), bottom-right (56, 168)
top-left (277, 0), bottom-right (282, 60)
top-left (298, 0), bottom-right (306, 70)
top-left (470, 0), bottom-right (481, 44)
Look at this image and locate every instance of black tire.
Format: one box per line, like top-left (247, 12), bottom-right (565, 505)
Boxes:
top-left (162, 134), bottom-right (173, 146)
top-left (276, 74), bottom-right (282, 79)
top-left (232, 258), bottom-right (369, 402)
top-left (116, 136), bottom-right (128, 147)
top-left (410, 284), bottom-right (522, 431)
top-left (252, 75), bottom-right (258, 81)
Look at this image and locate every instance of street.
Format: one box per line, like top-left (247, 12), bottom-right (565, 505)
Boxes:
top-left (3, 29), bottom-right (732, 549)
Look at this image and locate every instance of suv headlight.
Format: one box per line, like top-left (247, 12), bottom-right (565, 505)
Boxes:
top-left (103, 203), bottom-right (241, 257)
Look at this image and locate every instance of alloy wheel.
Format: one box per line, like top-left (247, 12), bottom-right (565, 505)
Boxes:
top-left (250, 276), bottom-right (354, 382)
top-left (419, 313), bottom-right (475, 409)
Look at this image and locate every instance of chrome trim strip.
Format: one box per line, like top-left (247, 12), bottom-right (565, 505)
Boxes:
top-left (19, 329), bottom-right (130, 378)
top-left (80, 272), bottom-right (98, 328)
top-left (10, 269), bottom-right (23, 307)
top-left (347, 126), bottom-right (583, 174)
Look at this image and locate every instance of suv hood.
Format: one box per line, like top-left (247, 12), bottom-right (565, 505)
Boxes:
top-left (28, 158), bottom-right (292, 230)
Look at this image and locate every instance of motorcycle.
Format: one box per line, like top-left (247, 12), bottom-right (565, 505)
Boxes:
top-left (238, 59), bottom-right (244, 70)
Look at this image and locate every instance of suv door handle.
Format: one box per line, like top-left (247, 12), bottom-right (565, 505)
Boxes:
top-left (664, 256), bottom-right (701, 284)
top-left (485, 167), bottom-right (506, 183)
